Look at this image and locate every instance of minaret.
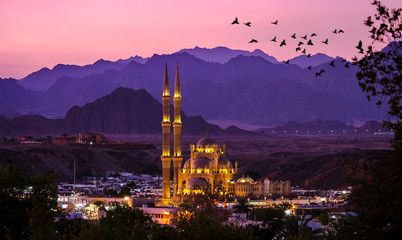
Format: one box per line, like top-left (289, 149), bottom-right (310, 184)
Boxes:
top-left (161, 62), bottom-right (171, 199)
top-left (172, 63), bottom-right (182, 198)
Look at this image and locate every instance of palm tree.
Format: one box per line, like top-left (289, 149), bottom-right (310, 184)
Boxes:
top-left (233, 198), bottom-right (252, 217)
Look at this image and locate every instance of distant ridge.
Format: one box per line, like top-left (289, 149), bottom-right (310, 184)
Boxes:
top-left (19, 59), bottom-right (126, 91)
top-left (289, 53), bottom-right (334, 68)
top-left (116, 55), bottom-right (149, 64)
top-left (176, 46), bottom-right (279, 64)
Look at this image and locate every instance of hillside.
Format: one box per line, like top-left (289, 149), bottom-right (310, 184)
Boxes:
top-left (0, 143), bottom-right (161, 180)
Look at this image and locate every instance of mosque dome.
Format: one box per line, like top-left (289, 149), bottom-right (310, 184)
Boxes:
top-left (187, 178), bottom-right (209, 189)
top-left (196, 136), bottom-right (217, 149)
top-left (237, 176), bottom-right (255, 183)
top-left (217, 157), bottom-right (233, 169)
top-left (192, 157), bottom-right (211, 169)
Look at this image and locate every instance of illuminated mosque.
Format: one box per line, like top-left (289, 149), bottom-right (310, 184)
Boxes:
top-left (157, 64), bottom-right (290, 206)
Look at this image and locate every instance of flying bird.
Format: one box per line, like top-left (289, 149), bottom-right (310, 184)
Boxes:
top-left (280, 39), bottom-right (286, 47)
top-left (301, 35), bottom-right (307, 40)
top-left (322, 38), bottom-right (329, 44)
top-left (302, 49), bottom-right (306, 54)
top-left (298, 41), bottom-right (304, 46)
top-left (231, 17), bottom-right (239, 24)
top-left (271, 20), bottom-right (278, 25)
top-left (379, 23), bottom-right (388, 31)
top-left (356, 40), bottom-right (362, 50)
top-left (284, 59), bottom-right (290, 64)
top-left (249, 39), bottom-right (258, 43)
top-left (342, 58), bottom-right (347, 62)
top-left (345, 62), bottom-right (350, 68)
top-left (332, 29), bottom-right (338, 34)
top-left (338, 29), bottom-right (344, 33)
top-left (365, 18), bottom-right (374, 26)
top-left (244, 22), bottom-right (251, 27)
top-left (315, 72), bottom-right (321, 77)
top-left (329, 60), bottom-right (335, 67)
top-left (296, 47), bottom-right (301, 52)
top-left (319, 69), bottom-right (326, 74)
top-left (359, 48), bottom-right (364, 54)
top-left (307, 66), bottom-right (312, 70)
top-left (291, 33), bottom-right (296, 39)
top-left (307, 54), bottom-right (312, 58)
top-left (311, 33), bottom-right (317, 37)
top-left (307, 39), bottom-right (313, 45)
top-left (271, 36), bottom-right (277, 42)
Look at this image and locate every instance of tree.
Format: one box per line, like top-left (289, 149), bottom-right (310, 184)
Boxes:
top-left (282, 215), bottom-right (324, 240)
top-left (0, 164), bottom-right (60, 239)
top-left (99, 205), bottom-right (153, 240)
top-left (149, 223), bottom-right (179, 240)
top-left (126, 181), bottom-right (137, 189)
top-left (247, 207), bottom-right (285, 240)
top-left (317, 211), bottom-right (329, 226)
top-left (354, 0), bottom-right (401, 149)
top-left (103, 188), bottom-right (118, 197)
top-left (119, 186), bottom-right (132, 197)
top-left (176, 209), bottom-right (252, 240)
top-left (334, 2), bottom-right (402, 239)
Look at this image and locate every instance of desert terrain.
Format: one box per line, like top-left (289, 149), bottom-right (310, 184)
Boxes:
top-left (0, 134), bottom-right (392, 190)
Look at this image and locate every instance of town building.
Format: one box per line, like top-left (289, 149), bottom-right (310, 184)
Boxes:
top-left (55, 133), bottom-right (107, 144)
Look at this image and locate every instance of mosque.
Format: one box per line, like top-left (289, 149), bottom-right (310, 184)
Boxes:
top-left (157, 64), bottom-right (290, 206)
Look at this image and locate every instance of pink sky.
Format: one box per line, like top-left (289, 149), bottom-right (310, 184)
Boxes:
top-left (0, 0), bottom-right (400, 79)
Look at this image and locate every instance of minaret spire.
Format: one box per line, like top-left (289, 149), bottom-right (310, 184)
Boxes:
top-left (174, 63), bottom-right (181, 97)
top-left (172, 63), bottom-right (183, 199)
top-left (161, 62), bottom-right (171, 200)
top-left (163, 62), bottom-right (170, 97)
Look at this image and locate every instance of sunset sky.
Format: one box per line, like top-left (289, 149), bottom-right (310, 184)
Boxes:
top-left (0, 0), bottom-right (400, 79)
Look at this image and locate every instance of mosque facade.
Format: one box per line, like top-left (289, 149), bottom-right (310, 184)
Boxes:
top-left (157, 64), bottom-right (290, 206)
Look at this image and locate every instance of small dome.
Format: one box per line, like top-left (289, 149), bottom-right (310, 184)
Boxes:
top-left (183, 159), bottom-right (191, 169)
top-left (187, 178), bottom-right (208, 189)
top-left (196, 136), bottom-right (217, 149)
top-left (192, 157), bottom-right (211, 169)
top-left (217, 157), bottom-right (233, 169)
top-left (237, 176), bottom-right (255, 183)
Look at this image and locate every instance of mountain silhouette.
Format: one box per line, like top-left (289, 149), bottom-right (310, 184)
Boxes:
top-left (289, 53), bottom-right (334, 68)
top-left (1, 46), bottom-right (390, 126)
top-left (0, 87), bottom-right (251, 136)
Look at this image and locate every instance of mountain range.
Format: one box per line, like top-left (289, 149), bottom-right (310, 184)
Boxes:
top-left (0, 46), bottom-right (386, 127)
top-left (0, 87), bottom-right (251, 136)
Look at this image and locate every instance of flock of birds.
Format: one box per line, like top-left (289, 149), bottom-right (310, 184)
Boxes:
top-left (231, 17), bottom-right (360, 78)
